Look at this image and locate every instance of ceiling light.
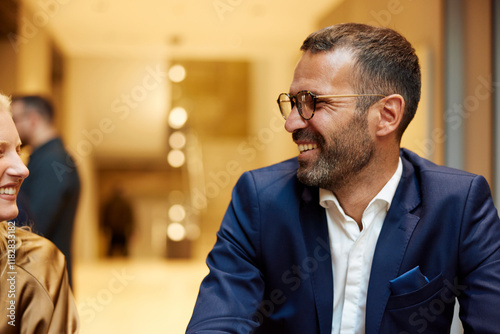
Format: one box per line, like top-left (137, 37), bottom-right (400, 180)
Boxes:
top-left (168, 204), bottom-right (186, 221)
top-left (168, 106), bottom-right (188, 129)
top-left (168, 64), bottom-right (186, 83)
top-left (169, 131), bottom-right (186, 149)
top-left (167, 222), bottom-right (186, 242)
top-left (167, 149), bottom-right (185, 168)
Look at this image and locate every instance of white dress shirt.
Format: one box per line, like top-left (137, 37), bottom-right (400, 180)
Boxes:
top-left (319, 158), bottom-right (403, 334)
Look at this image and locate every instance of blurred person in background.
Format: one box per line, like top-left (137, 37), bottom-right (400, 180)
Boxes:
top-left (101, 186), bottom-right (135, 257)
top-left (11, 95), bottom-right (80, 288)
top-left (0, 93), bottom-right (79, 333)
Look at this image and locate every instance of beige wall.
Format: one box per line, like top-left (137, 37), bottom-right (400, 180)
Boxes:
top-left (62, 57), bottom-right (169, 161)
top-left (14, 3), bottom-right (52, 96)
top-left (464, 0), bottom-right (493, 184)
top-left (0, 41), bottom-right (17, 95)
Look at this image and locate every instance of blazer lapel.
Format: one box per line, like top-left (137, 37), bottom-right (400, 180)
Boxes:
top-left (299, 186), bottom-right (334, 334)
top-left (365, 156), bottom-right (421, 334)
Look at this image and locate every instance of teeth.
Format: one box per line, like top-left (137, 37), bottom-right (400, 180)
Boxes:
top-left (0, 188), bottom-right (16, 195)
top-left (298, 144), bottom-right (318, 153)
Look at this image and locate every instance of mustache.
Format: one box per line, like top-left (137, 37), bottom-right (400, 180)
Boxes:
top-left (292, 129), bottom-right (324, 145)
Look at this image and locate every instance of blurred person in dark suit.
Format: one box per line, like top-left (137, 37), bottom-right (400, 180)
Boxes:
top-left (11, 95), bottom-right (80, 287)
top-left (101, 186), bottom-right (134, 257)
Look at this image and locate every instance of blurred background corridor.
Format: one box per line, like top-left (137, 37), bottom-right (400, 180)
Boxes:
top-left (0, 0), bottom-right (498, 332)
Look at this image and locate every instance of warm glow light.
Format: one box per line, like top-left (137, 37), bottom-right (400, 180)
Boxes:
top-left (169, 131), bottom-right (186, 149)
top-left (185, 223), bottom-right (201, 240)
top-left (167, 149), bottom-right (185, 167)
top-left (168, 64), bottom-right (186, 83)
top-left (168, 204), bottom-right (186, 221)
top-left (168, 107), bottom-right (188, 129)
top-left (167, 222), bottom-right (186, 241)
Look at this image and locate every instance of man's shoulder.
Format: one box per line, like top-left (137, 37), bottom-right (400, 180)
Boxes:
top-left (249, 157), bottom-right (299, 175)
top-left (400, 148), bottom-right (485, 197)
top-left (231, 157), bottom-right (301, 195)
top-left (401, 148), bottom-right (476, 179)
top-left (244, 158), bottom-right (299, 186)
top-left (40, 138), bottom-right (70, 155)
top-left (28, 138), bottom-right (80, 183)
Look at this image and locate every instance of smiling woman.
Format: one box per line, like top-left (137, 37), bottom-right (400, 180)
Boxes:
top-left (0, 94), bottom-right (28, 221)
top-left (0, 93), bottom-right (79, 334)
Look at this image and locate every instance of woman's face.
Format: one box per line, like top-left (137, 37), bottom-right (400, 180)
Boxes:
top-left (0, 110), bottom-right (29, 221)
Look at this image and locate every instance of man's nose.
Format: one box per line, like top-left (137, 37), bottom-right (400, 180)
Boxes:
top-left (284, 106), bottom-right (308, 133)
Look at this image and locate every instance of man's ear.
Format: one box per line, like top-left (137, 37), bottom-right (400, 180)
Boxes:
top-left (375, 94), bottom-right (405, 137)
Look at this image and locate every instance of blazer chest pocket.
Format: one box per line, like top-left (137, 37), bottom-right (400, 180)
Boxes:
top-left (386, 267), bottom-right (445, 310)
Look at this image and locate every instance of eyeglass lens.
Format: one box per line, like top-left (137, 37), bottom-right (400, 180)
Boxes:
top-left (278, 94), bottom-right (292, 119)
top-left (278, 92), bottom-right (314, 120)
top-left (297, 92), bottom-right (314, 119)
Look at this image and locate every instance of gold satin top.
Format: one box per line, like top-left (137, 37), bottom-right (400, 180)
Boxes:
top-left (0, 226), bottom-right (79, 333)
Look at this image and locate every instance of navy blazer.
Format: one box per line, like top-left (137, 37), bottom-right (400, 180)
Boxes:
top-left (187, 149), bottom-right (500, 333)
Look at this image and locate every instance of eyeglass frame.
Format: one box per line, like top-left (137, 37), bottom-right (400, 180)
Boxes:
top-left (277, 90), bottom-right (387, 120)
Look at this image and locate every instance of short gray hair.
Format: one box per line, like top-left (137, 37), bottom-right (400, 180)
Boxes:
top-left (301, 23), bottom-right (421, 139)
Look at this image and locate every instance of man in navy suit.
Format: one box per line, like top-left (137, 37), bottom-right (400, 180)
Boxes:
top-left (187, 23), bottom-right (500, 333)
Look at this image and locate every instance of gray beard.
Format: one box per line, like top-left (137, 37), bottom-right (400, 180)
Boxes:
top-left (295, 115), bottom-right (374, 190)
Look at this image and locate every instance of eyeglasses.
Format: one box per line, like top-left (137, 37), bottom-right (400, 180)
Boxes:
top-left (277, 90), bottom-right (386, 120)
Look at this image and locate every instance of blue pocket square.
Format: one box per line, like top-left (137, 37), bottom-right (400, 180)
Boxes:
top-left (389, 266), bottom-right (429, 295)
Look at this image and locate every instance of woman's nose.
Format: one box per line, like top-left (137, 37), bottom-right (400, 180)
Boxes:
top-left (9, 154), bottom-right (29, 180)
